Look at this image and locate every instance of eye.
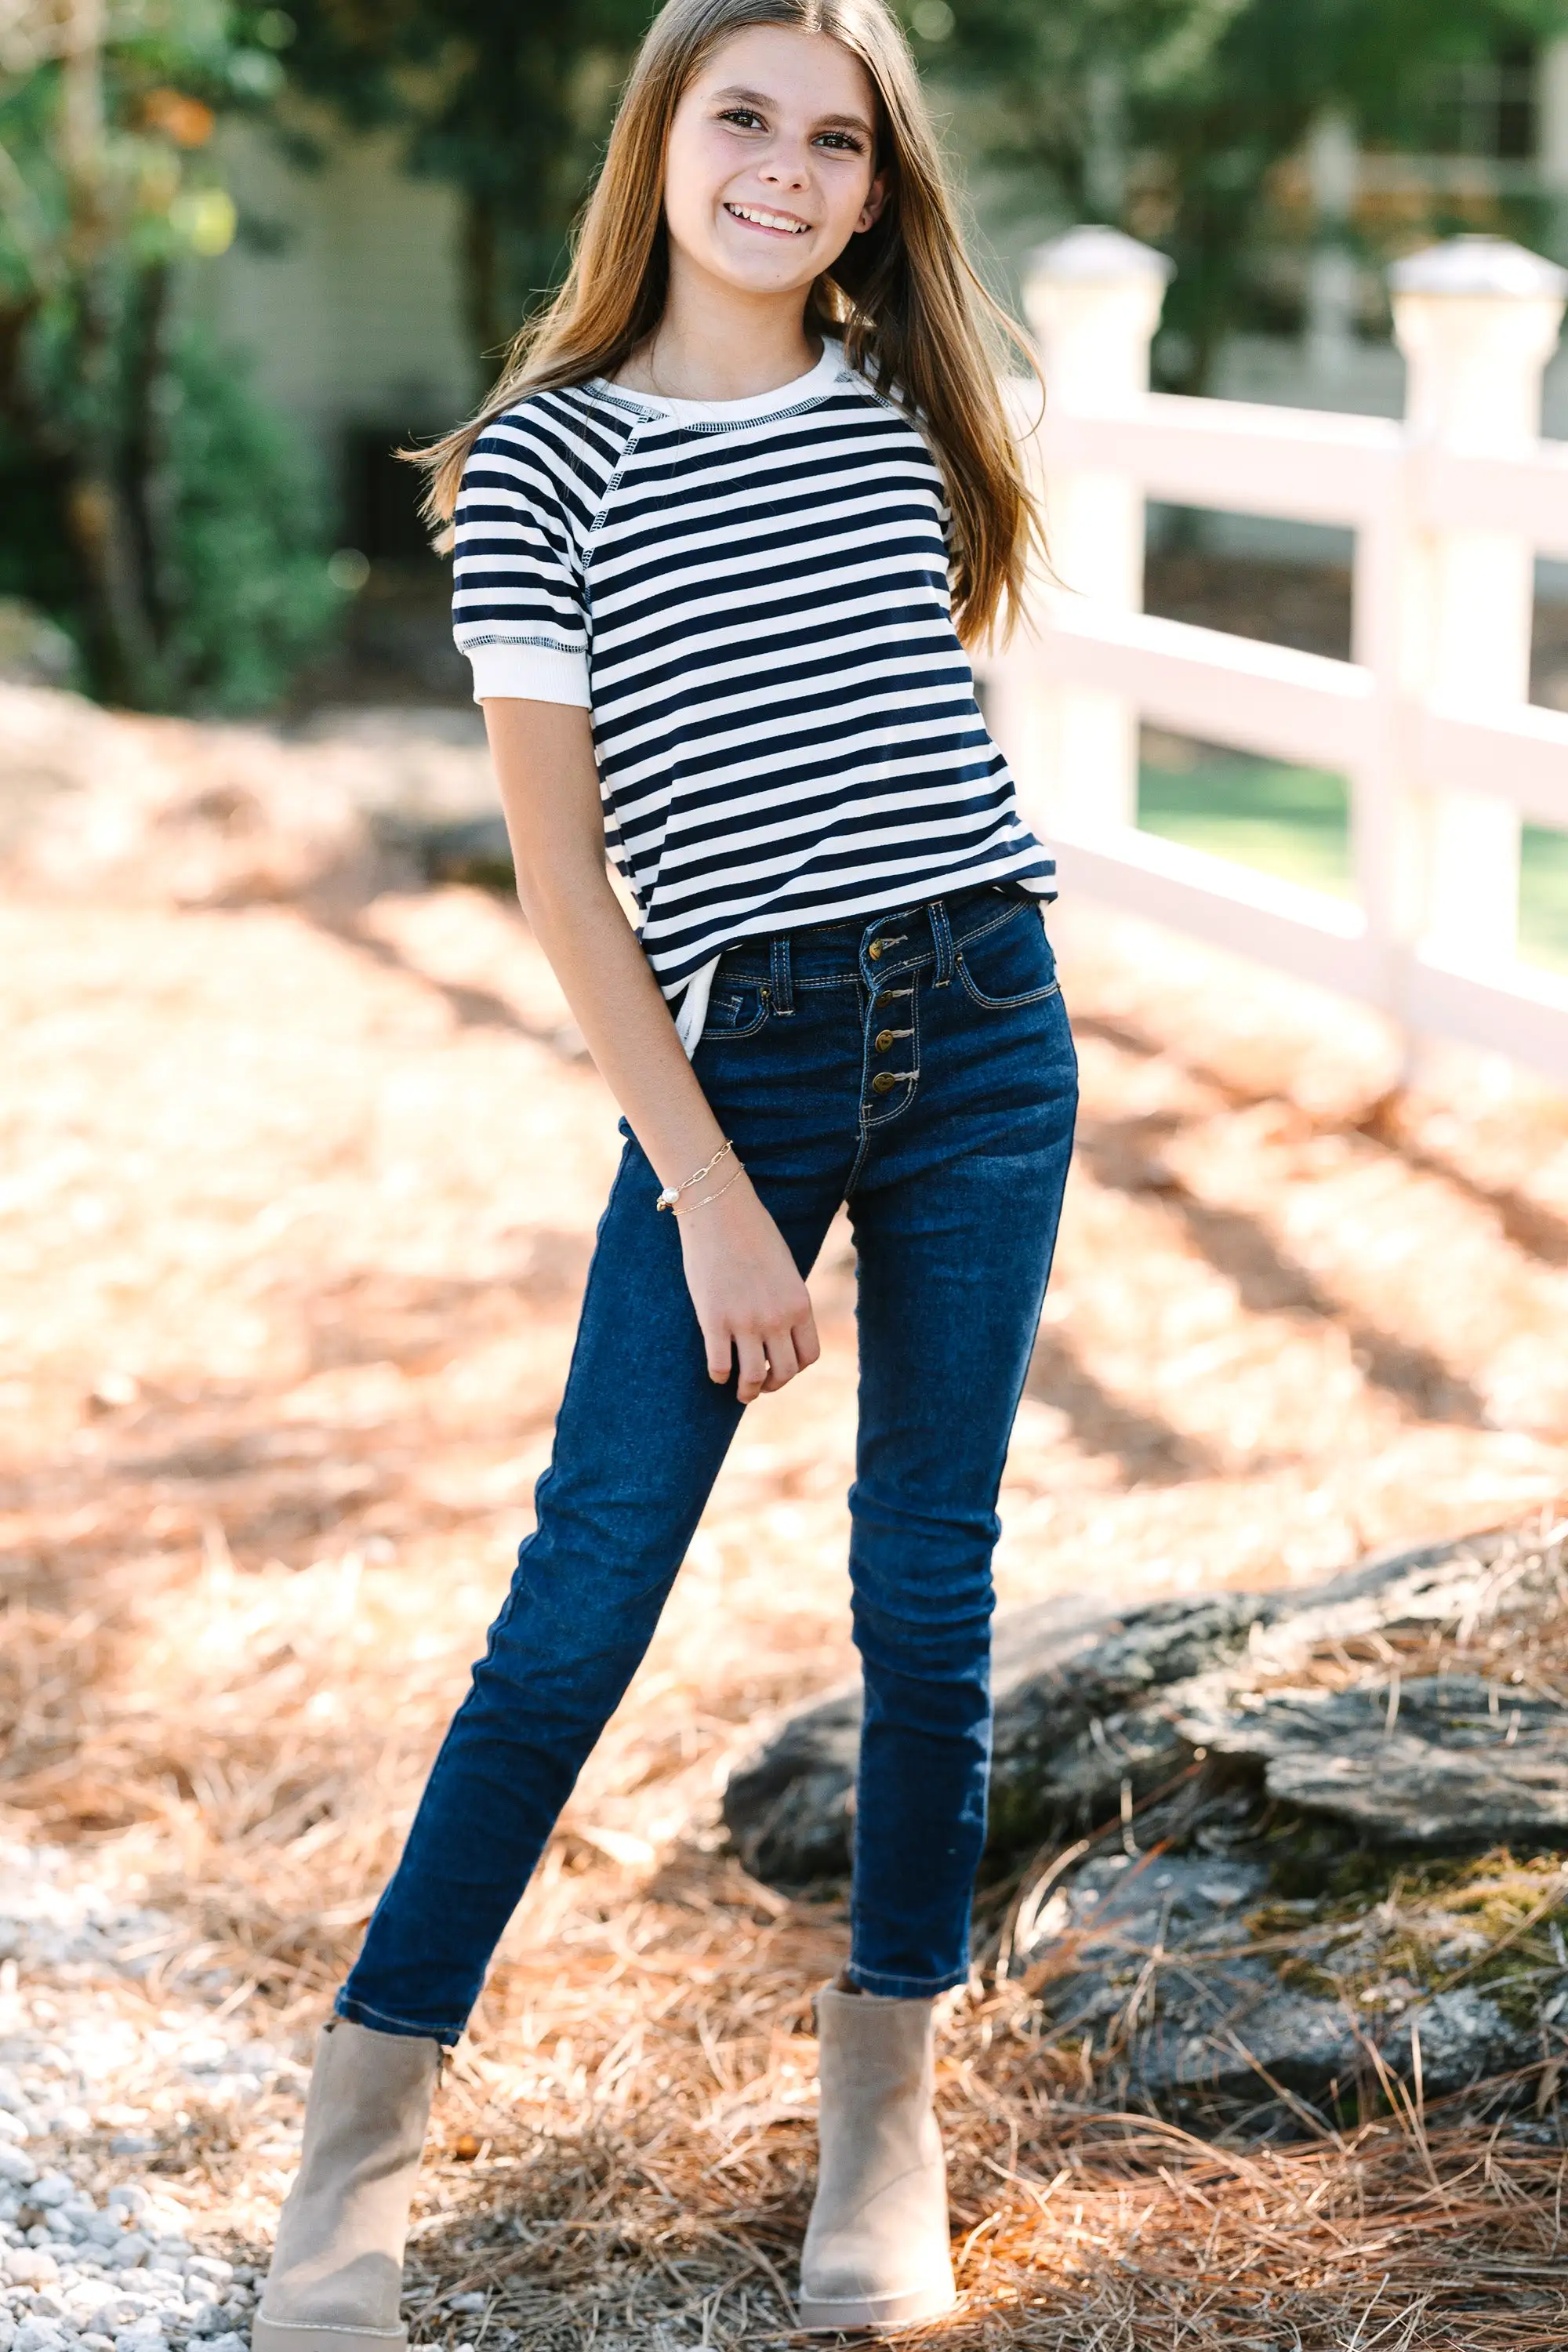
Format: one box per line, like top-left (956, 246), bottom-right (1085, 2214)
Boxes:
top-left (815, 130), bottom-right (867, 153)
top-left (717, 106), bottom-right (765, 130)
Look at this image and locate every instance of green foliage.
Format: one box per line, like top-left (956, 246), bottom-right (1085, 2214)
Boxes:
top-left (0, 0), bottom-right (291, 295)
top-left (154, 325), bottom-right (342, 713)
top-left (0, 0), bottom-right (342, 710)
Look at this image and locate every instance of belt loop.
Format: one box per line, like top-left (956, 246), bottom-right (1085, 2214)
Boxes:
top-left (769, 932), bottom-right (795, 1014)
top-left (929, 898), bottom-right (956, 986)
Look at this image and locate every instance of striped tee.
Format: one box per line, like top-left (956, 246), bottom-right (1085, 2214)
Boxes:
top-left (452, 339), bottom-right (1056, 1050)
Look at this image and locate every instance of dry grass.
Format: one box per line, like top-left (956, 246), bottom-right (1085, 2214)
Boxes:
top-left (5, 688), bottom-right (1568, 2344)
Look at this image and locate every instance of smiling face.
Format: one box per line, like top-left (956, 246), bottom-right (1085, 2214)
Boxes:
top-left (662, 24), bottom-right (888, 304)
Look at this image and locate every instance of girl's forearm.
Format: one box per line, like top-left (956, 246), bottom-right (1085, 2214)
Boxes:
top-left (517, 858), bottom-right (731, 1191)
top-left (483, 697), bottom-right (730, 1195)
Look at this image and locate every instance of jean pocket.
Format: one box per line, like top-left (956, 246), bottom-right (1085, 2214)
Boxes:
top-left (701, 981), bottom-right (771, 1040)
top-left (954, 904), bottom-right (1060, 1011)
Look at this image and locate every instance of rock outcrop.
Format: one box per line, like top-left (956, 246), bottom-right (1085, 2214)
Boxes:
top-left (723, 1529), bottom-right (1558, 1885)
top-left (723, 1523), bottom-right (1568, 2131)
top-left (1177, 1675), bottom-right (1568, 1848)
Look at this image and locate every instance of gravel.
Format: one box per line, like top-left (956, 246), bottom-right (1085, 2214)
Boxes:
top-left (0, 1843), bottom-right (297, 2352)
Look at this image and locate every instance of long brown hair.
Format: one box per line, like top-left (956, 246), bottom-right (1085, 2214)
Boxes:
top-left (418, 0), bottom-right (1040, 644)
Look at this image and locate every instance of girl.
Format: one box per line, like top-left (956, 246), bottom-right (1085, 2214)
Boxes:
top-left (252, 0), bottom-right (1076, 2340)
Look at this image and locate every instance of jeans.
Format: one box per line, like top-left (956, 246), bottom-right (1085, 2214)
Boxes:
top-left (338, 884), bottom-right (1078, 2040)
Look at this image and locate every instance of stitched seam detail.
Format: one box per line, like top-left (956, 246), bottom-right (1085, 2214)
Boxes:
top-left (700, 1004), bottom-right (771, 1041)
top-left (616, 363), bottom-right (855, 437)
top-left (715, 970), bottom-right (858, 993)
top-left (844, 1965), bottom-right (968, 1994)
top-left (581, 416), bottom-right (650, 565)
top-left (956, 966), bottom-right (1062, 1012)
top-left (461, 633), bottom-right (580, 652)
top-left (577, 409), bottom-right (654, 685)
top-left (949, 899), bottom-right (1035, 953)
top-left (336, 1991), bottom-right (463, 2040)
top-left (580, 383), bottom-right (656, 422)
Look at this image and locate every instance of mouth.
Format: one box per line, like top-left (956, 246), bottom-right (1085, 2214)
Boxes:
top-left (724, 201), bottom-right (811, 238)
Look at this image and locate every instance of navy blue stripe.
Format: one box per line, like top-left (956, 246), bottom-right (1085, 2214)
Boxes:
top-left (598, 513), bottom-right (946, 614)
top-left (593, 657), bottom-right (975, 760)
top-left (601, 686), bottom-right (989, 781)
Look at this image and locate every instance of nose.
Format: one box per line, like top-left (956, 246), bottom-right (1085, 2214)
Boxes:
top-left (758, 143), bottom-right (811, 191)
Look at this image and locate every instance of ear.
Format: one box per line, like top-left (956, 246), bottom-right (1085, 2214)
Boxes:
top-left (854, 169), bottom-right (889, 235)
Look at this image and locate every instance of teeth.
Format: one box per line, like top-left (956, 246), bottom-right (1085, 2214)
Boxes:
top-left (727, 204), bottom-right (808, 234)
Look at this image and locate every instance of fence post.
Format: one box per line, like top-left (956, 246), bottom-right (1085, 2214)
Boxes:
top-left (1388, 237), bottom-right (1567, 971)
top-left (1305, 111), bottom-right (1361, 384)
top-left (1003, 227), bottom-right (1171, 839)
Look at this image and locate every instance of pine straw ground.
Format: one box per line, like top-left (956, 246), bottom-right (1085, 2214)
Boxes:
top-left (6, 694), bottom-right (1568, 2347)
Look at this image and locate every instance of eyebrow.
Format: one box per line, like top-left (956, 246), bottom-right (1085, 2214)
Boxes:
top-left (709, 83), bottom-right (874, 136)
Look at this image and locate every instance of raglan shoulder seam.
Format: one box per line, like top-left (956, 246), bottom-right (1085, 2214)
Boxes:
top-left (474, 384), bottom-right (641, 564)
top-left (580, 414), bottom-right (655, 569)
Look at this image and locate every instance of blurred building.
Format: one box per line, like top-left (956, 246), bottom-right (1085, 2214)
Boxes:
top-left (1227, 36), bottom-right (1568, 423)
top-left (211, 124), bottom-right (475, 568)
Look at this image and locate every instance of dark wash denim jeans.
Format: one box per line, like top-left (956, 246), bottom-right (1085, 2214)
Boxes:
top-left (338, 884), bottom-right (1078, 2041)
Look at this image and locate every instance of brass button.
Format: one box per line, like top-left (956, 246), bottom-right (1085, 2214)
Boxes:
top-left (867, 939), bottom-right (885, 961)
top-left (871, 1070), bottom-right (899, 1095)
top-left (875, 1028), bottom-right (895, 1052)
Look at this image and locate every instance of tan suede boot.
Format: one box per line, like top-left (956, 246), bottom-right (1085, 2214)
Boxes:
top-left (798, 1985), bottom-right (958, 2334)
top-left (252, 2018), bottom-right (441, 2352)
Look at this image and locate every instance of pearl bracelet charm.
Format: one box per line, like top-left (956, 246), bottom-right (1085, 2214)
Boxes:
top-left (655, 1136), bottom-right (735, 1210)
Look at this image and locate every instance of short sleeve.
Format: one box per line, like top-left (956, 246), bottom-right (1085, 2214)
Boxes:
top-left (452, 411), bottom-right (592, 707)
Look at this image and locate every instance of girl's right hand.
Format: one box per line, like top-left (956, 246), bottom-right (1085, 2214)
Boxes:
top-left (676, 1171), bottom-right (820, 1402)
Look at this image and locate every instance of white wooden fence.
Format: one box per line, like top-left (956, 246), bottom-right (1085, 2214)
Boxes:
top-left (982, 227), bottom-right (1568, 1084)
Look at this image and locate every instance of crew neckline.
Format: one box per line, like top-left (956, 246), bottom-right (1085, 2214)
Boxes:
top-left (594, 339), bottom-right (845, 423)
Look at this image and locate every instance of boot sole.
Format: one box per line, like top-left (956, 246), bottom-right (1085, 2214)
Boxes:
top-left (252, 2318), bottom-right (408, 2352)
top-left (796, 2278), bottom-right (958, 2335)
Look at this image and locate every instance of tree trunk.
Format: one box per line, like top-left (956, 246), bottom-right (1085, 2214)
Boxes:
top-left (67, 263), bottom-right (166, 706)
top-left (56, 0), bottom-right (165, 704)
top-left (0, 299), bottom-right (44, 441)
top-left (125, 261), bottom-right (175, 647)
top-left (64, 464), bottom-right (165, 706)
top-left (462, 190), bottom-right (506, 383)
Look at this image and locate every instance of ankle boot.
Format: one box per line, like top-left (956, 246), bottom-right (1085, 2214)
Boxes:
top-left (798, 1985), bottom-right (957, 2334)
top-left (252, 2017), bottom-right (442, 2352)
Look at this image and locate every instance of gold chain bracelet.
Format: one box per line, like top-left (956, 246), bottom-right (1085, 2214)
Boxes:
top-left (655, 1137), bottom-right (734, 1211)
top-left (670, 1163), bottom-right (745, 1215)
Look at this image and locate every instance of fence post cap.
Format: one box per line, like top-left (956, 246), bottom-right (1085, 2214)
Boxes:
top-left (1388, 234), bottom-right (1568, 301)
top-left (1025, 226), bottom-right (1175, 287)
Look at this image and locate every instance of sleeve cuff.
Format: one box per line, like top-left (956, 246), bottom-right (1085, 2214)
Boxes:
top-left (463, 641), bottom-right (590, 706)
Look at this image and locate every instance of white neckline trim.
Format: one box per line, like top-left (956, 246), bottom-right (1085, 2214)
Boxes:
top-left (591, 342), bottom-right (846, 426)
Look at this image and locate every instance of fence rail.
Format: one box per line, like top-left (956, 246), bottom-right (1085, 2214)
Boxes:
top-left (982, 228), bottom-right (1568, 1084)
